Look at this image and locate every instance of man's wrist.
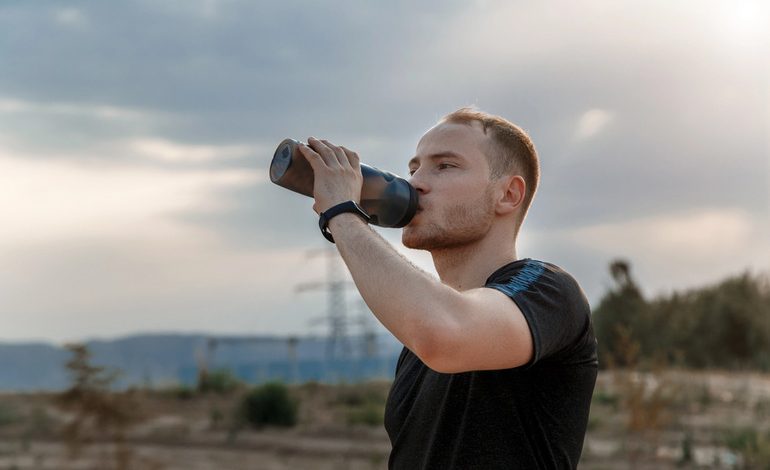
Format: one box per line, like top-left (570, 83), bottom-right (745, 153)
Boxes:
top-left (326, 211), bottom-right (369, 241)
top-left (327, 211), bottom-right (369, 231)
top-left (319, 200), bottom-right (370, 243)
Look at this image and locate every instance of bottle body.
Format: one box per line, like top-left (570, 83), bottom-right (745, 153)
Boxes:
top-left (270, 139), bottom-right (418, 228)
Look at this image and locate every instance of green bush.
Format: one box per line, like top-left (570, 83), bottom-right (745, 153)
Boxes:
top-left (197, 368), bottom-right (242, 394)
top-left (334, 384), bottom-right (386, 407)
top-left (593, 261), bottom-right (770, 371)
top-left (0, 402), bottom-right (19, 427)
top-left (346, 402), bottom-right (384, 427)
top-left (239, 382), bottom-right (298, 428)
top-left (723, 427), bottom-right (770, 467)
top-left (592, 391), bottom-right (619, 408)
top-left (157, 384), bottom-right (196, 400)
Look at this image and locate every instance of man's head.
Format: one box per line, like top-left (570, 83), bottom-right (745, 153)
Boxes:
top-left (402, 107), bottom-right (539, 251)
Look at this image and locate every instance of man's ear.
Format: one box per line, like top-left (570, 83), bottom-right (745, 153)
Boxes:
top-left (495, 175), bottom-right (526, 215)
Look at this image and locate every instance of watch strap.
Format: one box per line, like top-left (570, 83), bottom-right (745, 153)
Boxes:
top-left (318, 200), bottom-right (371, 243)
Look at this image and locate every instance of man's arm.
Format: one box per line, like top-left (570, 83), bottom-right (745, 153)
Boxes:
top-left (328, 213), bottom-right (533, 373)
top-left (298, 137), bottom-right (534, 373)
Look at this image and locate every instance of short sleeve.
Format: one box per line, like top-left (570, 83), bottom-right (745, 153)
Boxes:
top-left (485, 260), bottom-right (593, 367)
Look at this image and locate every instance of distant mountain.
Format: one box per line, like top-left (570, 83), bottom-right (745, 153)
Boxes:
top-left (0, 333), bottom-right (404, 391)
top-left (0, 342), bottom-right (69, 390)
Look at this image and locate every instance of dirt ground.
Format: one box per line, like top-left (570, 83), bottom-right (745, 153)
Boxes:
top-left (1, 370), bottom-right (770, 469)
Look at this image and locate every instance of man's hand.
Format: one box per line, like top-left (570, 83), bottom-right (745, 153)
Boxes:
top-left (297, 137), bottom-right (363, 214)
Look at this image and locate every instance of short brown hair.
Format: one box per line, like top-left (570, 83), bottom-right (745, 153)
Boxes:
top-left (441, 106), bottom-right (540, 232)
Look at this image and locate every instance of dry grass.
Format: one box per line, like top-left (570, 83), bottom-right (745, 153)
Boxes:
top-left (2, 372), bottom-right (770, 469)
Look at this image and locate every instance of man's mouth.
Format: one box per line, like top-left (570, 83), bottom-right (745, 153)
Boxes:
top-left (405, 207), bottom-right (423, 227)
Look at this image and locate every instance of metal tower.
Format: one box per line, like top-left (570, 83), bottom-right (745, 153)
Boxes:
top-left (296, 246), bottom-right (357, 361)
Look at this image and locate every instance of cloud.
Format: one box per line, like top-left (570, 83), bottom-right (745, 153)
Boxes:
top-left (567, 207), bottom-right (770, 295)
top-left (716, 0), bottom-right (770, 49)
top-left (128, 138), bottom-right (263, 164)
top-left (0, 97), bottom-right (151, 121)
top-left (574, 109), bottom-right (614, 140)
top-left (0, 236), bottom-right (330, 342)
top-left (0, 149), bottom-right (263, 249)
top-left (572, 208), bottom-right (753, 257)
top-left (53, 8), bottom-right (87, 29)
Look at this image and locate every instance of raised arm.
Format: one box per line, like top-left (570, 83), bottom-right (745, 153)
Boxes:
top-left (297, 137), bottom-right (533, 373)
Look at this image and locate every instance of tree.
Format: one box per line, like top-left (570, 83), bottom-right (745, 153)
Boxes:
top-left (56, 343), bottom-right (141, 469)
top-left (593, 259), bottom-right (648, 368)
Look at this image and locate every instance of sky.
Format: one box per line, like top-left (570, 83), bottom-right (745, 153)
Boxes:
top-left (1, 0), bottom-right (768, 343)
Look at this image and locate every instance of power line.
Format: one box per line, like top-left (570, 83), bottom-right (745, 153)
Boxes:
top-left (296, 246), bottom-right (358, 361)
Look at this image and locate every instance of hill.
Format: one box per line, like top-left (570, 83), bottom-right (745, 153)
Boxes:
top-left (0, 333), bottom-right (404, 391)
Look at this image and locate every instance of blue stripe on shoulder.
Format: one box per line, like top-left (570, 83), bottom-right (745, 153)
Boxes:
top-left (487, 260), bottom-right (546, 297)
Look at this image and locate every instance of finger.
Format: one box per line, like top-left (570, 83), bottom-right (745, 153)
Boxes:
top-left (297, 143), bottom-right (327, 171)
top-left (308, 137), bottom-right (340, 168)
top-left (340, 146), bottom-right (360, 170)
top-left (321, 139), bottom-right (349, 168)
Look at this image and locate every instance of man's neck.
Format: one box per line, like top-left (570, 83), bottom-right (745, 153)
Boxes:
top-left (430, 234), bottom-right (518, 291)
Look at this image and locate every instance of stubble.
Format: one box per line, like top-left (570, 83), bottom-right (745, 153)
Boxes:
top-left (402, 184), bottom-right (496, 251)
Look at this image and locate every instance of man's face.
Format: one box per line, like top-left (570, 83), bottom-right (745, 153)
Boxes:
top-left (402, 121), bottom-right (498, 251)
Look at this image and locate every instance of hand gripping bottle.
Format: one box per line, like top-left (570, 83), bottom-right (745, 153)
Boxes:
top-left (270, 138), bottom-right (418, 228)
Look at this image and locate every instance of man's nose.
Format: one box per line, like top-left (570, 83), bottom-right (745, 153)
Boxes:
top-left (409, 177), bottom-right (429, 195)
top-left (408, 170), bottom-right (429, 194)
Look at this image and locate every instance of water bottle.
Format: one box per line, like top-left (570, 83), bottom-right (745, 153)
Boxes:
top-left (270, 138), bottom-right (418, 228)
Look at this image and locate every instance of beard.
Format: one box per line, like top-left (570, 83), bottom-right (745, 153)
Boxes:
top-left (402, 184), bottom-right (496, 251)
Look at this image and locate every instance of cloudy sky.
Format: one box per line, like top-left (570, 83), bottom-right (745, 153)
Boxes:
top-left (1, 0), bottom-right (768, 343)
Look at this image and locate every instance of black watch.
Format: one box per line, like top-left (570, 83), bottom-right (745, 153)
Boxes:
top-left (318, 201), bottom-right (371, 243)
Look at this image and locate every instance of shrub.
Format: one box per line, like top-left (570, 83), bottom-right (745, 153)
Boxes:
top-left (724, 427), bottom-right (770, 467)
top-left (593, 261), bottom-right (770, 371)
top-left (171, 384), bottom-right (195, 400)
top-left (0, 402), bottom-right (19, 427)
top-left (56, 343), bottom-right (139, 467)
top-left (334, 384), bottom-right (386, 407)
top-left (346, 402), bottom-right (384, 427)
top-left (197, 368), bottom-right (242, 394)
top-left (239, 382), bottom-right (298, 429)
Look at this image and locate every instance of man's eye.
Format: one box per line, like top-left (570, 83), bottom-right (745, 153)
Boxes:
top-left (408, 168), bottom-right (417, 176)
top-left (438, 163), bottom-right (454, 170)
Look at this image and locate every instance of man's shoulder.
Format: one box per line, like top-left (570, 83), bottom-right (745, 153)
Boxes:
top-left (484, 258), bottom-right (582, 296)
top-left (484, 258), bottom-right (594, 356)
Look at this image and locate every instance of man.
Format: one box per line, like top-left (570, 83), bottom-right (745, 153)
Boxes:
top-left (297, 107), bottom-right (598, 469)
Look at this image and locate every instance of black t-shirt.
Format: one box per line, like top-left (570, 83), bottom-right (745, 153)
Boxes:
top-left (384, 258), bottom-right (598, 469)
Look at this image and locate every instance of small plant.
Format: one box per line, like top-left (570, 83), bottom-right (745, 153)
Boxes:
top-left (197, 368), bottom-right (242, 395)
top-left (237, 382), bottom-right (298, 429)
top-left (586, 414), bottom-right (603, 432)
top-left (334, 384), bottom-right (386, 407)
top-left (346, 402), bottom-right (383, 427)
top-left (696, 384), bottom-right (712, 410)
top-left (55, 343), bottom-right (141, 470)
top-left (209, 407), bottom-right (224, 430)
top-left (161, 384), bottom-right (195, 400)
top-left (0, 402), bottom-right (20, 427)
top-left (592, 391), bottom-right (620, 409)
top-left (24, 406), bottom-right (54, 439)
top-left (756, 399), bottom-right (770, 420)
top-left (333, 383), bottom-right (387, 428)
top-left (724, 427), bottom-right (770, 468)
top-left (678, 431), bottom-right (693, 465)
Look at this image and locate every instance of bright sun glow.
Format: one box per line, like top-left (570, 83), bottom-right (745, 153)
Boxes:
top-left (718, 1), bottom-right (769, 47)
